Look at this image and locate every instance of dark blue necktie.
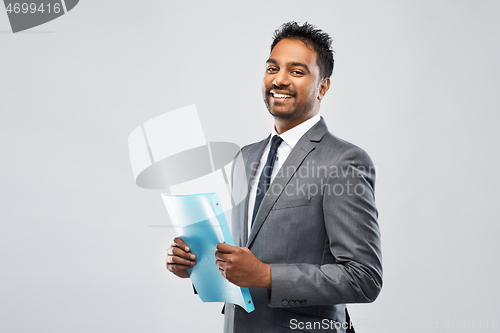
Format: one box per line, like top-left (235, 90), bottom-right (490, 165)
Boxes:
top-left (251, 135), bottom-right (283, 226)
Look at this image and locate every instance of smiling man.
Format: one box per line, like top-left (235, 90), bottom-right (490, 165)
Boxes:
top-left (263, 38), bottom-right (330, 133)
top-left (166, 22), bottom-right (382, 333)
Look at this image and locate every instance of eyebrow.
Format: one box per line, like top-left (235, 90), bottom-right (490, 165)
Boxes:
top-left (266, 59), bottom-right (311, 73)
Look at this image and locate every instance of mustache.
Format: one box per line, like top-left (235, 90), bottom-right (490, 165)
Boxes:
top-left (266, 86), bottom-right (296, 96)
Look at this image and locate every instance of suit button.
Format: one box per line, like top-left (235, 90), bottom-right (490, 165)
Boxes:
top-left (302, 300), bottom-right (307, 305)
top-left (294, 300), bottom-right (301, 306)
top-left (282, 300), bottom-right (288, 306)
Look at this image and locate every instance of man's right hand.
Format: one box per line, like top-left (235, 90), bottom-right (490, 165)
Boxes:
top-left (166, 237), bottom-right (197, 279)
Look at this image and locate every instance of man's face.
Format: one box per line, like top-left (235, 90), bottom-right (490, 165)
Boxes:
top-left (262, 38), bottom-right (326, 122)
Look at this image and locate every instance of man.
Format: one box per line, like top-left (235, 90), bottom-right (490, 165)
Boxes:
top-left (166, 22), bottom-right (382, 332)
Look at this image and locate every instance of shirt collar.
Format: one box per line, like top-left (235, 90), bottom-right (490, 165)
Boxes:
top-left (271, 113), bottom-right (321, 149)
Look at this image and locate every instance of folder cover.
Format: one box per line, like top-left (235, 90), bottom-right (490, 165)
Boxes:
top-left (161, 193), bottom-right (255, 313)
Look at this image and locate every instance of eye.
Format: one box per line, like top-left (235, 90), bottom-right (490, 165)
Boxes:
top-left (291, 70), bottom-right (304, 75)
top-left (267, 67), bottom-right (278, 73)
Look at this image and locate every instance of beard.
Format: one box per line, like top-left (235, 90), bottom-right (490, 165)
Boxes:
top-left (263, 89), bottom-right (316, 121)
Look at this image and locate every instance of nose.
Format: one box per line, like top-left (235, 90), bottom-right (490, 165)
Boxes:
top-left (272, 70), bottom-right (290, 87)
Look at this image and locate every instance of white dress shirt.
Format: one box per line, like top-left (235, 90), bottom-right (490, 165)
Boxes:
top-left (247, 114), bottom-right (321, 236)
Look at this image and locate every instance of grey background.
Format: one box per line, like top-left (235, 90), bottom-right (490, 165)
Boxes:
top-left (1, 1), bottom-right (499, 332)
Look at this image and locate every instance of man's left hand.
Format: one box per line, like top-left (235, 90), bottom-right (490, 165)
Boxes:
top-left (215, 243), bottom-right (271, 289)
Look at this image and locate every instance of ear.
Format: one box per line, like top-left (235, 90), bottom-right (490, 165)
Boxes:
top-left (317, 77), bottom-right (331, 101)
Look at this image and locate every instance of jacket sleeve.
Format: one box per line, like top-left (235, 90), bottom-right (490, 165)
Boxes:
top-left (268, 147), bottom-right (383, 307)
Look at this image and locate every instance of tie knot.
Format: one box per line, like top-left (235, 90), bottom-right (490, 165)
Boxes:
top-left (270, 135), bottom-right (283, 151)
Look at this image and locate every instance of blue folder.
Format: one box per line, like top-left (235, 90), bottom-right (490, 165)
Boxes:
top-left (162, 193), bottom-right (255, 313)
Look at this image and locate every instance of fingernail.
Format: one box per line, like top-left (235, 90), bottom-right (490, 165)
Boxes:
top-left (190, 254), bottom-right (196, 259)
top-left (185, 246), bottom-right (190, 252)
top-left (191, 261), bottom-right (196, 266)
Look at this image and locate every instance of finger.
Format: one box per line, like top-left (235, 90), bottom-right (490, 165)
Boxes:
top-left (173, 237), bottom-right (190, 252)
top-left (215, 259), bottom-right (227, 270)
top-left (168, 246), bottom-right (196, 260)
top-left (214, 250), bottom-right (230, 262)
top-left (218, 267), bottom-right (226, 278)
top-left (166, 253), bottom-right (196, 266)
top-left (166, 263), bottom-right (192, 273)
top-left (216, 243), bottom-right (235, 253)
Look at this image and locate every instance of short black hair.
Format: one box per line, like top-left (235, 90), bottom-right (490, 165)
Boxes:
top-left (271, 21), bottom-right (334, 79)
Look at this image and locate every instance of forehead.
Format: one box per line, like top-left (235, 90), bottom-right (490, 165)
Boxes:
top-left (268, 38), bottom-right (319, 70)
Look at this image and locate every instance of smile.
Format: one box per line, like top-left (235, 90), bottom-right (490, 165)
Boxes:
top-left (272, 93), bottom-right (293, 99)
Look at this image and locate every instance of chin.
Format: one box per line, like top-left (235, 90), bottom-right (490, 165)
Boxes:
top-left (269, 103), bottom-right (305, 119)
top-left (265, 102), bottom-right (293, 119)
top-left (269, 109), bottom-right (295, 119)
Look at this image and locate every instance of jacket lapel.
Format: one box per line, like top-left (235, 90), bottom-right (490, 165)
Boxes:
top-left (246, 118), bottom-right (328, 248)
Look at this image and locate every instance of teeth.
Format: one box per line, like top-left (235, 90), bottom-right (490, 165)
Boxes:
top-left (273, 93), bottom-right (292, 99)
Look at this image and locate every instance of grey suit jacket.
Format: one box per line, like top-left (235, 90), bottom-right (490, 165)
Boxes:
top-left (224, 118), bottom-right (382, 333)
